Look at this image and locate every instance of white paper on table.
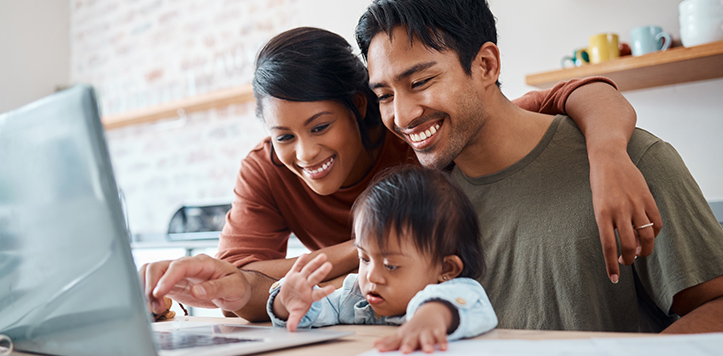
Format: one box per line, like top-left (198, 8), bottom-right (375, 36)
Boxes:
top-left (356, 332), bottom-right (723, 356)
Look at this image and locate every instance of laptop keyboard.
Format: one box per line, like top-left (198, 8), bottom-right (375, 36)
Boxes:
top-left (155, 331), bottom-right (261, 350)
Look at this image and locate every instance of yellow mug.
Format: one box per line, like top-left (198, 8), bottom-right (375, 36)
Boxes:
top-left (584, 33), bottom-right (620, 64)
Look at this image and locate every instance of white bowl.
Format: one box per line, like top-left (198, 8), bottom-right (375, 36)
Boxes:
top-left (680, 20), bottom-right (723, 46)
top-left (679, 0), bottom-right (723, 17)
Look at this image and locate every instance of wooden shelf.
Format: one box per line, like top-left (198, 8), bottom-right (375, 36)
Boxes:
top-left (101, 41), bottom-right (723, 129)
top-left (526, 40), bottom-right (723, 92)
top-left (101, 83), bottom-right (255, 129)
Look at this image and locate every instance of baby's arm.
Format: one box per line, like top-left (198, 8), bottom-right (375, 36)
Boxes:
top-left (268, 254), bottom-right (336, 331)
top-left (375, 278), bottom-right (498, 353)
top-left (375, 301), bottom-right (455, 353)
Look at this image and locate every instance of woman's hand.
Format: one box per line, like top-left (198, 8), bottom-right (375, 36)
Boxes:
top-left (273, 253), bottom-right (336, 331)
top-left (562, 80), bottom-right (662, 283)
top-left (589, 148), bottom-right (662, 283)
top-left (374, 302), bottom-right (454, 354)
top-left (139, 254), bottom-right (251, 315)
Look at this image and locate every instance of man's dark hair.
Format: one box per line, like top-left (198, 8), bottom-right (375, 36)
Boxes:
top-left (253, 27), bottom-right (384, 153)
top-left (355, 0), bottom-right (498, 77)
top-left (352, 165), bottom-right (485, 280)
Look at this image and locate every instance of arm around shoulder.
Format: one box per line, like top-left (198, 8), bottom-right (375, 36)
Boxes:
top-left (558, 78), bottom-right (663, 282)
top-left (512, 76), bottom-right (618, 117)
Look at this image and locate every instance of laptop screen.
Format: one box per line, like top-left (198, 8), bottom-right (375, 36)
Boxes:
top-left (0, 85), bottom-right (158, 356)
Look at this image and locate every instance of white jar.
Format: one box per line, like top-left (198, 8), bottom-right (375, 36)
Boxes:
top-left (679, 0), bottom-right (723, 47)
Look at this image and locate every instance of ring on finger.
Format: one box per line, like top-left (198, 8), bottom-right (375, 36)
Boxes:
top-left (634, 222), bottom-right (654, 230)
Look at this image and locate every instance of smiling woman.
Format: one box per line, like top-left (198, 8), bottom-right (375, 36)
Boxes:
top-left (140, 26), bottom-right (650, 323)
top-left (216, 27), bottom-right (416, 277)
top-left (262, 98), bottom-right (374, 196)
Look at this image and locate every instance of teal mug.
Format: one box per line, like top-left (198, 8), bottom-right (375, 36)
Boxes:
top-left (630, 25), bottom-right (672, 56)
top-left (560, 48), bottom-right (590, 68)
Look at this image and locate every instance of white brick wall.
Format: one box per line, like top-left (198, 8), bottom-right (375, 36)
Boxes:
top-left (71, 0), bottom-right (303, 116)
top-left (105, 103), bottom-right (266, 234)
top-left (70, 0), bottom-right (306, 233)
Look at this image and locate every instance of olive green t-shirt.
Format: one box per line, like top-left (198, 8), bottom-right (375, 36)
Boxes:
top-left (452, 115), bottom-right (723, 332)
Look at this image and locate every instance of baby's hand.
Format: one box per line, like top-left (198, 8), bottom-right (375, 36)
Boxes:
top-left (374, 302), bottom-right (454, 354)
top-left (273, 253), bottom-right (335, 332)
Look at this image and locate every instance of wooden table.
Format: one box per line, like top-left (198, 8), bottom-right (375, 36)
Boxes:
top-left (156, 317), bottom-right (656, 356)
top-left (8, 316), bottom-right (655, 356)
top-left (238, 323), bottom-right (655, 356)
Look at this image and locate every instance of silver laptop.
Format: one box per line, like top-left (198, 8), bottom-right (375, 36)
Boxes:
top-left (0, 85), bottom-right (351, 356)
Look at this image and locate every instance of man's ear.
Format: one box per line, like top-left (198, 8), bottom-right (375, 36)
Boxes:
top-left (472, 42), bottom-right (501, 87)
top-left (353, 92), bottom-right (368, 120)
top-left (439, 255), bottom-right (464, 282)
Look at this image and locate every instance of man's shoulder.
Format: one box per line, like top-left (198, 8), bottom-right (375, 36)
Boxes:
top-left (628, 128), bottom-right (666, 165)
top-left (556, 115), bottom-right (667, 165)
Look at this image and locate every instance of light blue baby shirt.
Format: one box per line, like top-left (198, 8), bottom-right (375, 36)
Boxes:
top-left (267, 274), bottom-right (498, 340)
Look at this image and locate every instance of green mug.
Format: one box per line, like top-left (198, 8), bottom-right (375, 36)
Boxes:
top-left (561, 48), bottom-right (590, 68)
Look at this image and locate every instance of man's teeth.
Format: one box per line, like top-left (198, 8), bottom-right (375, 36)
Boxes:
top-left (306, 157), bottom-right (334, 174)
top-left (409, 124), bottom-right (440, 143)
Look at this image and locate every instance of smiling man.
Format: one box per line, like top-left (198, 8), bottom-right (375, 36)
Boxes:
top-left (356, 0), bottom-right (723, 333)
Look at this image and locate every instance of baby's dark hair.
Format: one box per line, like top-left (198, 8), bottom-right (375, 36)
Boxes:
top-left (352, 165), bottom-right (485, 280)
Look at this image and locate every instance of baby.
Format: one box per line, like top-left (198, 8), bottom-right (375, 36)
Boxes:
top-left (267, 166), bottom-right (497, 353)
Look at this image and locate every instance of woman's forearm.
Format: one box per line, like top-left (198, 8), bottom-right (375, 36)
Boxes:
top-left (243, 239), bottom-right (358, 280)
top-left (564, 81), bottom-right (636, 154)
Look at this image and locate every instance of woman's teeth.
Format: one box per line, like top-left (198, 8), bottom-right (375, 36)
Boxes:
top-left (410, 124), bottom-right (440, 143)
top-left (305, 157), bottom-right (334, 174)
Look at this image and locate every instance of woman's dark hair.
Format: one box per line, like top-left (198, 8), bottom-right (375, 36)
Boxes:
top-left (355, 0), bottom-right (499, 85)
top-left (352, 165), bottom-right (485, 280)
top-left (253, 27), bottom-right (384, 154)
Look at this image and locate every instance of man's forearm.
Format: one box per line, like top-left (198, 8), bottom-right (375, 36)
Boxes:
top-left (662, 296), bottom-right (723, 333)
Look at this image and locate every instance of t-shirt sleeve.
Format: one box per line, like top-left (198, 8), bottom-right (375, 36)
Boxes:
top-left (406, 278), bottom-right (497, 340)
top-left (216, 152), bottom-right (291, 267)
top-left (632, 138), bottom-right (723, 315)
top-left (512, 77), bottom-right (618, 115)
